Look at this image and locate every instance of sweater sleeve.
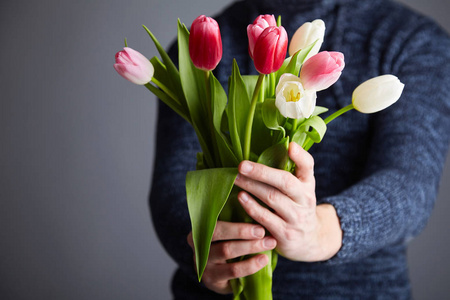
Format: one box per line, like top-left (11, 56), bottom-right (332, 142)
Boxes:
top-left (323, 18), bottom-right (450, 264)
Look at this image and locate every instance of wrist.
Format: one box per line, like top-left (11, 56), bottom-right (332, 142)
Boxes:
top-left (316, 203), bottom-right (342, 261)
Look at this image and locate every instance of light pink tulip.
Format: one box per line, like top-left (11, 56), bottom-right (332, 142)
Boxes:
top-left (252, 26), bottom-right (288, 74)
top-left (114, 47), bottom-right (154, 85)
top-left (189, 15), bottom-right (222, 71)
top-left (247, 14), bottom-right (277, 59)
top-left (300, 51), bottom-right (345, 91)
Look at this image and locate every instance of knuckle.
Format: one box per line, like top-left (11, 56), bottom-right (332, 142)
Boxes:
top-left (229, 263), bottom-right (242, 278)
top-left (220, 242), bottom-right (232, 259)
top-left (283, 175), bottom-right (298, 192)
top-left (266, 188), bottom-right (278, 206)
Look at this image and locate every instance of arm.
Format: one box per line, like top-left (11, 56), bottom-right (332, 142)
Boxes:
top-left (321, 20), bottom-right (450, 264)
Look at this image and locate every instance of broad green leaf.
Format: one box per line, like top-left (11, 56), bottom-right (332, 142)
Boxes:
top-left (227, 60), bottom-right (251, 162)
top-left (257, 137), bottom-right (289, 170)
top-left (186, 168), bottom-right (238, 280)
top-left (312, 106), bottom-right (329, 116)
top-left (261, 98), bottom-right (286, 137)
top-left (242, 75), bottom-right (258, 100)
top-left (177, 21), bottom-right (215, 167)
top-left (298, 116), bottom-right (327, 143)
top-left (210, 73), bottom-right (239, 167)
top-left (284, 40), bottom-right (317, 77)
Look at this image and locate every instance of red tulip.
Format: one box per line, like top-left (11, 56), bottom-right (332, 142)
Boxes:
top-left (252, 26), bottom-right (288, 74)
top-left (300, 51), bottom-right (345, 91)
top-left (247, 14), bottom-right (277, 59)
top-left (189, 15), bottom-right (222, 71)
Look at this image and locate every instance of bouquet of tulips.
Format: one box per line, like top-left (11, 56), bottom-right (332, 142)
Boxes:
top-left (114, 14), bottom-right (404, 300)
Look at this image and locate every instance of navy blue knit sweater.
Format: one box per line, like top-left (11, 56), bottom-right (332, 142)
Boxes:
top-left (149, 0), bottom-right (450, 298)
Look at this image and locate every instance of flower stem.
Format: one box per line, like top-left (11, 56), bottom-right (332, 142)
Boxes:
top-left (243, 74), bottom-right (265, 161)
top-left (324, 104), bottom-right (354, 124)
top-left (303, 104), bottom-right (355, 151)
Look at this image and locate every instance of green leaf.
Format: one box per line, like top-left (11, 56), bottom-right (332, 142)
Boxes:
top-left (186, 168), bottom-right (238, 280)
top-left (143, 25), bottom-right (187, 111)
top-left (297, 116), bottom-right (327, 143)
top-left (242, 75), bottom-right (259, 101)
top-left (312, 106), bottom-right (329, 116)
top-left (144, 83), bottom-right (190, 124)
top-left (257, 137), bottom-right (290, 169)
top-left (261, 98), bottom-right (286, 137)
top-left (177, 21), bottom-right (215, 167)
top-left (283, 40), bottom-right (318, 77)
top-left (210, 73), bottom-right (239, 167)
top-left (227, 60), bottom-right (251, 162)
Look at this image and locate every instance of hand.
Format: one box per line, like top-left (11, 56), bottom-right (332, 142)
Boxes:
top-left (187, 221), bottom-right (277, 294)
top-left (234, 142), bottom-right (342, 262)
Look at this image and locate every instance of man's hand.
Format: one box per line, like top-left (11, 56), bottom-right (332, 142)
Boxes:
top-left (234, 142), bottom-right (342, 262)
top-left (187, 221), bottom-right (277, 294)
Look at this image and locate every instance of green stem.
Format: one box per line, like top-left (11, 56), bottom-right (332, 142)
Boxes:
top-left (243, 74), bottom-right (265, 161)
top-left (151, 77), bottom-right (181, 105)
top-left (303, 104), bottom-right (355, 151)
top-left (324, 104), bottom-right (354, 125)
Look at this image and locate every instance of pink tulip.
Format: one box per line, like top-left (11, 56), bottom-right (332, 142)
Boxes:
top-left (252, 26), bottom-right (288, 74)
top-left (247, 14), bottom-right (277, 59)
top-left (189, 15), bottom-right (222, 71)
top-left (114, 47), bottom-right (154, 85)
top-left (300, 51), bottom-right (345, 91)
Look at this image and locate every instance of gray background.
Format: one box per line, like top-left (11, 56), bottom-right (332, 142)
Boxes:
top-left (0, 0), bottom-right (449, 299)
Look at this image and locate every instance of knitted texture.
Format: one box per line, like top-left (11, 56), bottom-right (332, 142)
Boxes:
top-left (149, 0), bottom-right (450, 298)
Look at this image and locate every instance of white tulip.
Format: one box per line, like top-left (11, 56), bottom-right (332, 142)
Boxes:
top-left (352, 75), bottom-right (405, 113)
top-left (288, 19), bottom-right (325, 59)
top-left (275, 74), bottom-right (317, 119)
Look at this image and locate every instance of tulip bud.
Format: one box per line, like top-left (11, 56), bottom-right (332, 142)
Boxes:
top-left (189, 15), bottom-right (222, 71)
top-left (114, 47), bottom-right (154, 85)
top-left (247, 14), bottom-right (277, 59)
top-left (352, 75), bottom-right (405, 113)
top-left (275, 73), bottom-right (317, 119)
top-left (252, 26), bottom-right (288, 74)
top-left (288, 19), bottom-right (325, 59)
top-left (300, 51), bottom-right (345, 91)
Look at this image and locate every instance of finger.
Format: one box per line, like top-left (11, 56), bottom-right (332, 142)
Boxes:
top-left (289, 142), bottom-right (315, 182)
top-left (235, 174), bottom-right (295, 221)
top-left (238, 191), bottom-right (285, 238)
top-left (205, 254), bottom-right (269, 283)
top-left (187, 232), bottom-right (194, 249)
top-left (238, 160), bottom-right (302, 200)
top-left (209, 237), bottom-right (277, 263)
top-left (212, 221), bottom-right (265, 242)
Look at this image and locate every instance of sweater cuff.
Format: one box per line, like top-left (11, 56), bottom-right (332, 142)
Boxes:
top-left (320, 195), bottom-right (363, 264)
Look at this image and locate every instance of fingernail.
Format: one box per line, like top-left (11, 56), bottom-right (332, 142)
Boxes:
top-left (263, 238), bottom-right (276, 249)
top-left (240, 161), bottom-right (253, 174)
top-left (252, 226), bottom-right (265, 238)
top-left (239, 192), bottom-right (249, 203)
top-left (235, 173), bottom-right (241, 181)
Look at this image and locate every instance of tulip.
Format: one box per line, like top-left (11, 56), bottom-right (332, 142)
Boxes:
top-left (275, 73), bottom-right (317, 119)
top-left (247, 14), bottom-right (277, 59)
top-left (352, 75), bottom-right (404, 113)
top-left (114, 47), bottom-right (154, 85)
top-left (300, 51), bottom-right (345, 91)
top-left (288, 19), bottom-right (325, 59)
top-left (189, 15), bottom-right (222, 71)
top-left (252, 26), bottom-right (288, 74)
